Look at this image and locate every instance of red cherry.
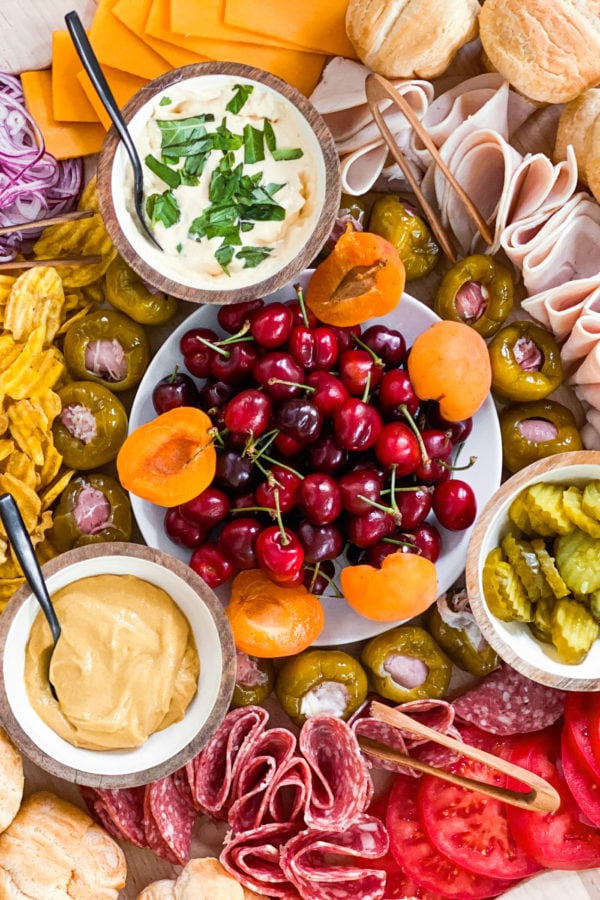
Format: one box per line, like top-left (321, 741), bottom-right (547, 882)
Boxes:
top-left (338, 468), bottom-right (383, 515)
top-left (250, 302), bottom-right (294, 348)
top-left (338, 349), bottom-right (382, 396)
top-left (223, 388), bottom-right (272, 437)
top-left (333, 399), bottom-right (382, 451)
top-left (211, 342), bottom-right (258, 384)
top-left (253, 352), bottom-right (305, 402)
top-left (180, 486), bottom-right (230, 527)
top-left (217, 298), bottom-right (264, 333)
top-left (255, 526), bottom-right (304, 581)
top-left (414, 430), bottom-right (453, 483)
top-left (275, 398), bottom-right (323, 445)
top-left (296, 520), bottom-right (344, 561)
top-left (288, 325), bottom-right (338, 371)
top-left (306, 435), bottom-right (348, 476)
top-left (198, 379), bottom-right (236, 410)
top-left (327, 323), bottom-right (362, 354)
top-left (218, 517), bottom-right (261, 569)
top-left (378, 370), bottom-right (419, 418)
top-left (375, 422), bottom-right (420, 475)
top-left (274, 432), bottom-right (304, 458)
top-left (346, 508), bottom-right (395, 548)
top-left (366, 540), bottom-right (399, 567)
top-left (432, 480), bottom-right (477, 531)
top-left (189, 542), bottom-right (235, 588)
top-left (164, 507), bottom-right (207, 549)
top-left (393, 485), bottom-right (432, 529)
top-left (426, 402), bottom-right (474, 444)
top-left (152, 369), bottom-right (200, 414)
top-left (297, 473), bottom-right (342, 525)
top-left (255, 465), bottom-right (301, 512)
top-left (285, 298), bottom-right (317, 328)
top-left (180, 327), bottom-right (218, 378)
top-left (305, 372), bottom-right (349, 417)
top-left (361, 325), bottom-right (407, 367)
top-left (303, 560), bottom-right (336, 593)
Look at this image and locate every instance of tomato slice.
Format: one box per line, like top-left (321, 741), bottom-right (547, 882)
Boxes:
top-left (564, 692), bottom-right (600, 780)
top-left (506, 726), bottom-right (600, 870)
top-left (561, 728), bottom-right (600, 828)
top-left (581, 693), bottom-right (600, 778)
top-left (417, 755), bottom-right (541, 880)
top-left (386, 775), bottom-right (511, 899)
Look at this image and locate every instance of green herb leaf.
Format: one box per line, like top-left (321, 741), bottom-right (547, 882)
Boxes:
top-left (157, 116), bottom-right (215, 153)
top-left (226, 83), bottom-right (254, 114)
top-left (215, 243), bottom-right (235, 273)
top-left (158, 96), bottom-right (172, 106)
top-left (272, 147), bottom-right (304, 161)
top-left (236, 246), bottom-right (273, 268)
top-left (176, 242), bottom-right (183, 252)
top-left (263, 119), bottom-right (277, 152)
top-left (146, 191), bottom-right (181, 228)
top-left (144, 154), bottom-right (181, 189)
top-left (242, 203), bottom-right (286, 221)
top-left (213, 119), bottom-right (244, 153)
top-left (243, 124), bottom-right (265, 164)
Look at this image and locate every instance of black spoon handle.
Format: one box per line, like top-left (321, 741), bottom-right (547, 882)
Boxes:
top-left (65, 10), bottom-right (144, 196)
top-left (0, 494), bottom-right (61, 644)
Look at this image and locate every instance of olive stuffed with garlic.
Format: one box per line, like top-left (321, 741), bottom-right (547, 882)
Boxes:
top-left (360, 625), bottom-right (452, 703)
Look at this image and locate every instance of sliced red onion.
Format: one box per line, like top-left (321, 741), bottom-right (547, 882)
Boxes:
top-left (0, 74), bottom-right (83, 262)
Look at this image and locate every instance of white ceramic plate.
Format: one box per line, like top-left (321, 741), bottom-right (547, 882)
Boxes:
top-left (129, 272), bottom-right (502, 645)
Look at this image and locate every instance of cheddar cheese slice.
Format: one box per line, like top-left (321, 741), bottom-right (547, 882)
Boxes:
top-left (169, 0), bottom-right (304, 50)
top-left (113, 0), bottom-right (207, 69)
top-left (51, 31), bottom-right (100, 123)
top-left (224, 0), bottom-right (357, 57)
top-left (21, 70), bottom-right (106, 160)
top-left (146, 0), bottom-right (327, 96)
top-left (89, 0), bottom-right (171, 80)
top-left (76, 67), bottom-right (148, 131)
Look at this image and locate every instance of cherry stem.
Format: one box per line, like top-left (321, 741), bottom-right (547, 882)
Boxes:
top-left (262, 454), bottom-right (304, 480)
top-left (191, 332), bottom-right (230, 358)
top-left (352, 333), bottom-right (384, 368)
top-left (294, 283), bottom-right (310, 328)
top-left (168, 364), bottom-right (180, 382)
top-left (361, 371), bottom-right (372, 404)
top-left (208, 427), bottom-right (226, 448)
top-left (268, 377), bottom-right (313, 392)
top-left (220, 321), bottom-right (251, 343)
top-left (307, 561), bottom-right (320, 593)
top-left (400, 403), bottom-right (429, 465)
top-left (273, 488), bottom-right (289, 545)
top-left (304, 563), bottom-right (343, 598)
top-left (246, 429), bottom-right (279, 463)
top-left (357, 465), bottom-right (401, 523)
top-left (382, 536), bottom-right (421, 554)
top-left (437, 454), bottom-right (477, 473)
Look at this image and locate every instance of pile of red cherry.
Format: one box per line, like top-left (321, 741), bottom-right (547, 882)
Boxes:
top-left (152, 291), bottom-right (477, 592)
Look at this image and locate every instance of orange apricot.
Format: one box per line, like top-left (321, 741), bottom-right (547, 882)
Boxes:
top-left (226, 570), bottom-right (325, 658)
top-left (407, 320), bottom-right (491, 421)
top-left (305, 229), bottom-right (405, 327)
top-left (340, 552), bottom-right (438, 622)
top-left (117, 407), bottom-right (216, 507)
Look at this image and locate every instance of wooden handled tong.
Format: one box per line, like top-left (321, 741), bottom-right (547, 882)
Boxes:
top-left (358, 701), bottom-right (561, 813)
top-left (364, 72), bottom-right (493, 264)
top-left (0, 209), bottom-right (102, 271)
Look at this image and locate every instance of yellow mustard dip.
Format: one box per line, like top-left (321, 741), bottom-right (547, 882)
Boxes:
top-left (24, 574), bottom-right (200, 751)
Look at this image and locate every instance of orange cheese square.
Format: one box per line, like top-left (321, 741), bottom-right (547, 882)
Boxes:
top-left (224, 0), bottom-right (357, 57)
top-left (89, 0), bottom-right (171, 80)
top-left (51, 31), bottom-right (100, 123)
top-left (76, 67), bottom-right (148, 130)
top-left (113, 0), bottom-right (207, 69)
top-left (169, 0), bottom-right (304, 50)
top-left (146, 0), bottom-right (327, 96)
top-left (21, 69), bottom-right (106, 160)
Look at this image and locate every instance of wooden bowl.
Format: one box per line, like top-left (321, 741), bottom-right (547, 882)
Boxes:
top-left (466, 450), bottom-right (600, 691)
top-left (97, 61), bottom-right (341, 304)
top-left (0, 543), bottom-right (236, 787)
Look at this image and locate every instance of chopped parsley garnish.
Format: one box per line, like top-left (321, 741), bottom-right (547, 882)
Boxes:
top-left (144, 154), bottom-right (181, 189)
top-left (176, 242), bottom-right (183, 253)
top-left (226, 83), bottom-right (254, 114)
top-left (158, 96), bottom-right (172, 106)
top-left (146, 190), bottom-right (180, 228)
top-left (263, 118), bottom-right (304, 161)
top-left (243, 124), bottom-right (265, 164)
top-left (236, 246), bottom-right (274, 268)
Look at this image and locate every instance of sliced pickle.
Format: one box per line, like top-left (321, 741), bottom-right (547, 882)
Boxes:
top-left (501, 533), bottom-right (553, 603)
top-left (551, 598), bottom-right (599, 665)
top-left (531, 538), bottom-right (570, 599)
top-left (508, 493), bottom-right (534, 535)
top-left (582, 480), bottom-right (600, 521)
top-left (563, 486), bottom-right (600, 539)
top-left (482, 547), bottom-right (532, 623)
top-left (590, 590), bottom-right (600, 624)
top-left (524, 483), bottom-right (574, 535)
top-left (554, 530), bottom-right (600, 595)
top-left (530, 593), bottom-right (555, 643)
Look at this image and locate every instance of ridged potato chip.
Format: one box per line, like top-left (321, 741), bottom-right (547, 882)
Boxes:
top-left (6, 401), bottom-right (46, 467)
top-left (4, 268), bottom-right (65, 345)
top-left (0, 439), bottom-right (14, 463)
top-left (0, 473), bottom-right (41, 534)
top-left (40, 469), bottom-right (75, 510)
top-left (4, 450), bottom-right (38, 492)
top-left (37, 443), bottom-right (63, 490)
top-left (10, 348), bottom-right (65, 401)
top-left (0, 326), bottom-right (46, 397)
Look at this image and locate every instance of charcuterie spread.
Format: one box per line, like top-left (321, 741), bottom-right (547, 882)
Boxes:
top-left (3, 1), bottom-right (600, 898)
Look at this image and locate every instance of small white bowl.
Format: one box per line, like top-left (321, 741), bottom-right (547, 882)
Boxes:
top-left (0, 543), bottom-right (236, 787)
top-left (466, 450), bottom-right (600, 691)
top-left (97, 61), bottom-right (341, 304)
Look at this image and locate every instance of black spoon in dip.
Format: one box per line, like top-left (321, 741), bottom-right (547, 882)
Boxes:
top-left (0, 493), bottom-right (61, 701)
top-left (65, 9), bottom-right (162, 251)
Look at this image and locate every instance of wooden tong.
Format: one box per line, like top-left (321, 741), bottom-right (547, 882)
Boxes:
top-left (364, 72), bottom-right (493, 264)
top-left (357, 701), bottom-right (561, 813)
top-left (0, 209), bottom-right (101, 271)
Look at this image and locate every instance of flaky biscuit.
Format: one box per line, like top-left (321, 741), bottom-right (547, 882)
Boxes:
top-left (0, 791), bottom-right (126, 900)
top-left (554, 89), bottom-right (600, 175)
top-left (137, 881), bottom-right (175, 900)
top-left (137, 858), bottom-right (268, 900)
top-left (0, 729), bottom-right (23, 835)
top-left (480, 0), bottom-right (600, 104)
top-left (345, 0), bottom-right (481, 79)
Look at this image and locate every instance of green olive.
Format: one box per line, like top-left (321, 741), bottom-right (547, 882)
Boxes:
top-left (63, 309), bottom-right (150, 392)
top-left (52, 381), bottom-right (128, 470)
top-left (51, 473), bottom-right (132, 553)
top-left (105, 256), bottom-right (178, 326)
top-left (369, 194), bottom-right (439, 280)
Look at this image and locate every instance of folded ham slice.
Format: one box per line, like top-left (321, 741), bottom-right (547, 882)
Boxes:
top-left (521, 274), bottom-right (600, 340)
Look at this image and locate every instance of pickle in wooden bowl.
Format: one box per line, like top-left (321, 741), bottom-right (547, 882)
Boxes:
top-left (466, 450), bottom-right (600, 691)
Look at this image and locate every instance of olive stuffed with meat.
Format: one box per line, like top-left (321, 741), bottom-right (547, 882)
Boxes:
top-left (426, 590), bottom-right (499, 677)
top-left (500, 399), bottom-right (582, 474)
top-left (489, 320), bottom-right (563, 402)
top-left (51, 473), bottom-right (132, 553)
top-left (63, 309), bottom-right (149, 392)
top-left (433, 253), bottom-right (514, 337)
top-left (275, 649), bottom-right (368, 727)
top-left (105, 256), bottom-right (178, 326)
top-left (369, 194), bottom-right (440, 280)
top-left (361, 625), bottom-right (452, 703)
top-left (231, 650), bottom-right (274, 708)
top-left (52, 381), bottom-right (128, 469)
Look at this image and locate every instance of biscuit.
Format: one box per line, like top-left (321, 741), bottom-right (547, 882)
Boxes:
top-left (554, 89), bottom-right (600, 201)
top-left (137, 857), bottom-right (268, 900)
top-left (480, 0), bottom-right (600, 104)
top-left (0, 729), bottom-right (23, 835)
top-left (345, 0), bottom-right (481, 79)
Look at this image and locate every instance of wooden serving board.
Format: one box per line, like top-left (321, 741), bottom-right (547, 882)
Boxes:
top-left (4, 1), bottom-right (600, 898)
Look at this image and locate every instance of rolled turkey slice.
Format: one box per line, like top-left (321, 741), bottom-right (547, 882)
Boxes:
top-left (521, 274), bottom-right (600, 340)
top-left (561, 308), bottom-right (600, 368)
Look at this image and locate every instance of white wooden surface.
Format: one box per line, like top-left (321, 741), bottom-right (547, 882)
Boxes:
top-left (3, 1), bottom-right (600, 896)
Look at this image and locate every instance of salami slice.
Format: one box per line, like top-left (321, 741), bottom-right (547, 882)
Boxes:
top-left (228, 728), bottom-right (309, 834)
top-left (300, 715), bottom-right (373, 829)
top-left (220, 821), bottom-right (300, 898)
top-left (280, 815), bottom-right (389, 900)
top-left (452, 663), bottom-right (566, 735)
top-left (79, 785), bottom-right (147, 848)
top-left (144, 774), bottom-right (197, 865)
top-left (192, 705), bottom-right (269, 818)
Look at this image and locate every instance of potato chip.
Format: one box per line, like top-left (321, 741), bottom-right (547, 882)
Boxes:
top-left (0, 578), bottom-right (24, 604)
top-left (4, 267), bottom-right (65, 345)
top-left (40, 468), bottom-right (75, 510)
top-left (0, 473), bottom-right (41, 534)
top-left (37, 443), bottom-right (63, 490)
top-left (57, 301), bottom-right (96, 335)
top-left (0, 557), bottom-right (23, 579)
top-left (36, 389), bottom-right (62, 425)
top-left (0, 439), bottom-right (14, 464)
top-left (6, 402), bottom-right (46, 467)
top-left (31, 510), bottom-right (54, 545)
top-left (0, 276), bottom-right (16, 308)
top-left (0, 342), bottom-right (22, 375)
top-left (5, 450), bottom-right (38, 492)
top-left (0, 326), bottom-right (46, 397)
top-left (10, 348), bottom-right (65, 401)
